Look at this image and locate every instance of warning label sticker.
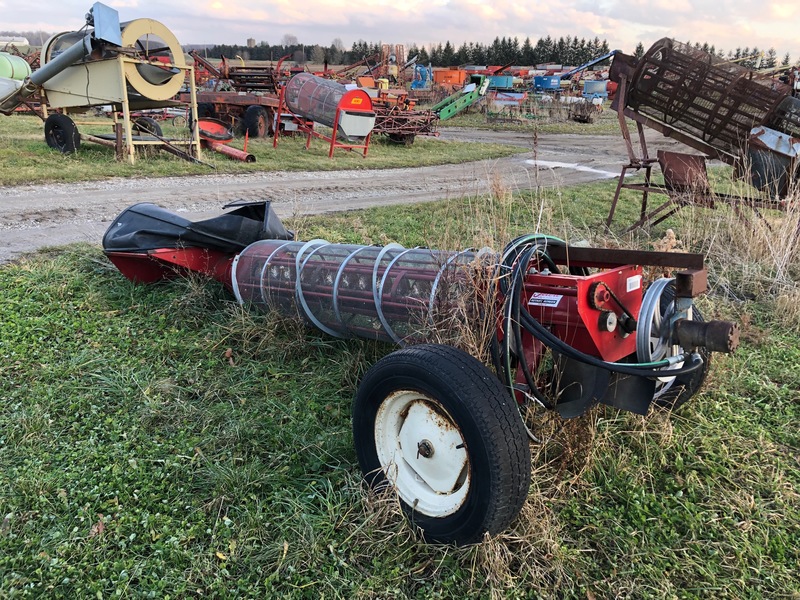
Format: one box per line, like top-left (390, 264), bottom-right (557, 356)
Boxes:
top-left (528, 292), bottom-right (563, 307)
top-left (626, 275), bottom-right (642, 293)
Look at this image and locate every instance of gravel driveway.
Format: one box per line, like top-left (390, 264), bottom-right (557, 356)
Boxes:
top-left (0, 128), bottom-right (681, 264)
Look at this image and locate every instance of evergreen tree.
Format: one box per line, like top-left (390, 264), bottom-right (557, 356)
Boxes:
top-left (763, 48), bottom-right (778, 70)
top-left (441, 41), bottom-right (456, 66)
top-left (472, 43), bottom-right (487, 65)
top-left (488, 37), bottom-right (502, 64)
top-left (555, 37), bottom-right (568, 63)
top-left (455, 42), bottom-right (470, 65)
top-left (521, 37), bottom-right (534, 65)
top-left (429, 43), bottom-right (443, 67)
top-left (569, 36), bottom-right (581, 64)
top-left (741, 47), bottom-right (751, 67)
top-left (781, 52), bottom-right (791, 67)
top-left (510, 37), bottom-right (521, 64)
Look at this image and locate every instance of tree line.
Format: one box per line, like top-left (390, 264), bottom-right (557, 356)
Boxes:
top-left (632, 41), bottom-right (792, 70)
top-left (2, 28), bottom-right (793, 72)
top-left (205, 35), bottom-right (614, 68)
top-left (205, 35), bottom-right (794, 71)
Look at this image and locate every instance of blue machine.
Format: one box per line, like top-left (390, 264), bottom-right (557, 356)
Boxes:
top-left (410, 64), bottom-right (432, 90)
top-left (582, 79), bottom-right (609, 100)
top-left (560, 50), bottom-right (619, 80)
top-left (488, 75), bottom-right (515, 91)
top-left (533, 75), bottom-right (561, 92)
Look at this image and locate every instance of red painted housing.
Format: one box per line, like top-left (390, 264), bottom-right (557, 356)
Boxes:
top-left (523, 266), bottom-right (642, 362)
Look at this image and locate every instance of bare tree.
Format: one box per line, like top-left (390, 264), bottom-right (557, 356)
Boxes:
top-left (310, 44), bottom-right (326, 64)
top-left (281, 34), bottom-right (298, 47)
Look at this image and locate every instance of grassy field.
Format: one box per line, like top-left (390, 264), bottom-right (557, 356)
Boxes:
top-left (443, 100), bottom-right (622, 135)
top-left (0, 114), bottom-right (525, 186)
top-left (1, 170), bottom-right (798, 597)
top-left (0, 100), bottom-right (622, 186)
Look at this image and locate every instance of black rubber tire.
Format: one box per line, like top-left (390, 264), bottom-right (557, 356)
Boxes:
top-left (652, 283), bottom-right (711, 411)
top-left (197, 103), bottom-right (215, 119)
top-left (44, 113), bottom-right (80, 154)
top-left (132, 117), bottom-right (162, 157)
top-left (189, 103), bottom-right (215, 132)
top-left (352, 344), bottom-right (530, 545)
top-left (132, 116), bottom-right (163, 137)
top-left (387, 133), bottom-right (416, 146)
top-left (242, 105), bottom-right (268, 138)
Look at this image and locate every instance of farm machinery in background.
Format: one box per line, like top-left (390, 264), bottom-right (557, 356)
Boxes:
top-left (0, 2), bottom-right (201, 164)
top-left (273, 73), bottom-right (376, 158)
top-left (607, 38), bottom-right (800, 231)
top-left (183, 44), bottom-right (489, 147)
top-left (371, 73), bottom-right (491, 144)
top-left (180, 51), bottom-right (298, 139)
top-left (266, 72), bottom-right (490, 150)
top-left (181, 45), bottom-right (419, 142)
top-left (103, 199), bottom-right (739, 545)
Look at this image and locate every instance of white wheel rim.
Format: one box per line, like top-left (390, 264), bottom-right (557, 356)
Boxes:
top-left (374, 390), bottom-right (470, 517)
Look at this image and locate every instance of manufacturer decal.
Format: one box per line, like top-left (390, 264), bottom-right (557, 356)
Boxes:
top-left (528, 292), bottom-right (563, 307)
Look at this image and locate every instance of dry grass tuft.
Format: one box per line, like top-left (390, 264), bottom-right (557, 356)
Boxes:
top-left (672, 188), bottom-right (800, 302)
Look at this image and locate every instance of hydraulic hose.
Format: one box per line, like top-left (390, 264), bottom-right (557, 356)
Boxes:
top-left (493, 236), bottom-right (704, 405)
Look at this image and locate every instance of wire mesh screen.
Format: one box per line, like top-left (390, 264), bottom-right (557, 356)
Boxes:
top-left (232, 239), bottom-right (480, 345)
top-left (284, 73), bottom-right (346, 128)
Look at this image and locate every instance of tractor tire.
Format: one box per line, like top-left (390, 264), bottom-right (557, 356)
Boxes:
top-left (387, 133), bottom-right (416, 146)
top-left (197, 103), bottom-right (215, 119)
top-left (242, 105), bottom-right (268, 138)
top-left (352, 344), bottom-right (530, 545)
top-left (132, 116), bottom-right (163, 137)
top-left (132, 117), bottom-right (163, 157)
top-left (44, 113), bottom-right (80, 154)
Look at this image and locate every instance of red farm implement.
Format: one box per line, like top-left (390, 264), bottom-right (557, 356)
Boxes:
top-left (103, 201), bottom-right (738, 545)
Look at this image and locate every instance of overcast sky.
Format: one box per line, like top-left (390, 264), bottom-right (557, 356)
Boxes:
top-left (3, 0), bottom-right (798, 59)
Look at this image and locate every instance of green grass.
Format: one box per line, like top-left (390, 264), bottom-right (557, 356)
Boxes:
top-left (0, 115), bottom-right (523, 186)
top-left (1, 177), bottom-right (799, 597)
top-left (442, 99), bottom-right (623, 135)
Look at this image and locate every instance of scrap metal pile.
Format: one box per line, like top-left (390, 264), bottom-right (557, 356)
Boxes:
top-left (103, 200), bottom-right (738, 545)
top-left (611, 38), bottom-right (800, 198)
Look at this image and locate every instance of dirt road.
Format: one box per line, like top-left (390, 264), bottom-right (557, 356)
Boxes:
top-left (0, 128), bottom-right (680, 264)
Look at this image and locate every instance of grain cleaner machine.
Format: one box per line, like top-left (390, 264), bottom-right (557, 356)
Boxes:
top-left (103, 201), bottom-right (739, 544)
top-left (274, 73), bottom-right (376, 157)
top-left (0, 2), bottom-right (200, 164)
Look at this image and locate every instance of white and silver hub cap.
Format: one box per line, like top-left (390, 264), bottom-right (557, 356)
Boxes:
top-left (374, 390), bottom-right (470, 517)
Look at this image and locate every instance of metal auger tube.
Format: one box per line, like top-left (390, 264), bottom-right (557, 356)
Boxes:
top-left (231, 239), bottom-right (479, 346)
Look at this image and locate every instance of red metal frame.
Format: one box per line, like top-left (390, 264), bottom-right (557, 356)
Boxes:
top-left (520, 267), bottom-right (642, 362)
top-left (106, 248), bottom-right (234, 286)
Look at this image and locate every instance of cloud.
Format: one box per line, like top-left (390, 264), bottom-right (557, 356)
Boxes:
top-left (3, 0), bottom-right (796, 60)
